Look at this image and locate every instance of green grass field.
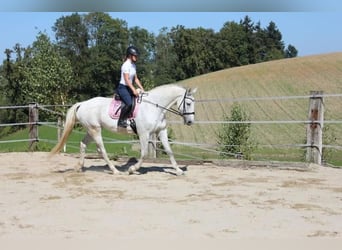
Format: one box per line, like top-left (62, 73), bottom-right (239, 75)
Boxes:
top-left (0, 125), bottom-right (140, 159)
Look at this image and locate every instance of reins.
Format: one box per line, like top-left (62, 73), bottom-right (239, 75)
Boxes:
top-left (140, 90), bottom-right (195, 117)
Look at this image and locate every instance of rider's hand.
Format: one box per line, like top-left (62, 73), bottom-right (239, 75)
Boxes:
top-left (135, 88), bottom-right (144, 96)
top-left (133, 88), bottom-right (139, 97)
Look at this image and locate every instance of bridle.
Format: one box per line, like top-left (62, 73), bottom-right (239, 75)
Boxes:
top-left (142, 89), bottom-right (195, 117)
top-left (178, 90), bottom-right (196, 116)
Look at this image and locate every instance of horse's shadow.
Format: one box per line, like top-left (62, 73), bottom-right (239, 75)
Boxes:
top-left (56, 157), bottom-right (187, 176)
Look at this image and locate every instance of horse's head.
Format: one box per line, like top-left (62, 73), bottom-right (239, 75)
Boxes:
top-left (178, 87), bottom-right (197, 126)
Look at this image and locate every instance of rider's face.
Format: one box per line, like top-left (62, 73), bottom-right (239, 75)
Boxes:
top-left (131, 55), bottom-right (138, 62)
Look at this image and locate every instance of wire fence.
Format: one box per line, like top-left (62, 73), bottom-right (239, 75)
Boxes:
top-left (0, 92), bottom-right (341, 164)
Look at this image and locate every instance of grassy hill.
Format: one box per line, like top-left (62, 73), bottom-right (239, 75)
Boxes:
top-left (168, 52), bottom-right (342, 164)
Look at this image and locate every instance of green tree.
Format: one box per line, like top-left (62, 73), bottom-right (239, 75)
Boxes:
top-left (263, 21), bottom-right (285, 60)
top-left (22, 32), bottom-right (74, 106)
top-left (2, 46), bottom-right (26, 105)
top-left (0, 45), bottom-right (28, 134)
top-left (285, 44), bottom-right (298, 58)
top-left (217, 21), bottom-right (249, 68)
top-left (1, 13), bottom-right (299, 107)
top-left (53, 13), bottom-right (90, 99)
top-left (84, 12), bottom-right (129, 96)
top-left (170, 25), bottom-right (219, 80)
top-left (252, 21), bottom-right (268, 63)
top-left (240, 15), bottom-right (257, 64)
top-left (129, 26), bottom-right (155, 90)
top-left (153, 27), bottom-right (178, 85)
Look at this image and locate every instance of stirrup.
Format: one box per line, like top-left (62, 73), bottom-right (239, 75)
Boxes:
top-left (117, 120), bottom-right (128, 128)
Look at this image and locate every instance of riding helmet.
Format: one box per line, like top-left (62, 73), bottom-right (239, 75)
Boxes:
top-left (126, 46), bottom-right (139, 56)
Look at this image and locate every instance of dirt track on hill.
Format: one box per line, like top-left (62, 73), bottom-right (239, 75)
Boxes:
top-left (0, 152), bottom-right (341, 239)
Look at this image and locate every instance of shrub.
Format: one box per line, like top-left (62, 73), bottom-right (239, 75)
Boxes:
top-left (217, 104), bottom-right (256, 160)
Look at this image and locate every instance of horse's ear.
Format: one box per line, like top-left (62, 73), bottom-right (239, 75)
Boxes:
top-left (188, 87), bottom-right (197, 95)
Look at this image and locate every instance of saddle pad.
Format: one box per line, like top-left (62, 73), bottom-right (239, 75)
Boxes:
top-left (108, 98), bottom-right (139, 119)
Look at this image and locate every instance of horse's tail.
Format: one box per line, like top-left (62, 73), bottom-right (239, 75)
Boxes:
top-left (50, 102), bottom-right (80, 156)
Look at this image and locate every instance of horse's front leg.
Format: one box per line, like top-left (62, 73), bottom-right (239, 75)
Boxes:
top-left (128, 132), bottom-right (149, 174)
top-left (158, 129), bottom-right (184, 176)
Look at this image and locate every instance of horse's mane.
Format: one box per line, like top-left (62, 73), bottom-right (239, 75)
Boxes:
top-left (148, 83), bottom-right (185, 94)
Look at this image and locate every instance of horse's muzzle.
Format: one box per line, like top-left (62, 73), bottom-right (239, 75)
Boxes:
top-left (186, 120), bottom-right (193, 126)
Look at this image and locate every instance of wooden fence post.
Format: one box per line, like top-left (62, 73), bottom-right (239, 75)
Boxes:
top-left (306, 91), bottom-right (324, 165)
top-left (29, 103), bottom-right (39, 151)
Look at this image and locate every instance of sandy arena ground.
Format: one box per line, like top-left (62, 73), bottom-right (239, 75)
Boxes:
top-left (0, 152), bottom-right (341, 240)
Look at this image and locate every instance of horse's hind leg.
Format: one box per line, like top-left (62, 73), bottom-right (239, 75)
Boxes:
top-left (77, 132), bottom-right (93, 172)
top-left (158, 129), bottom-right (184, 176)
top-left (90, 127), bottom-right (120, 175)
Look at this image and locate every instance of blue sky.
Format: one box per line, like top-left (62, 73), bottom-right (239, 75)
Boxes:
top-left (1, 12), bottom-right (342, 62)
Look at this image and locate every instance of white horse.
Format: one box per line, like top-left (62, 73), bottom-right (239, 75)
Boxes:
top-left (50, 84), bottom-right (197, 175)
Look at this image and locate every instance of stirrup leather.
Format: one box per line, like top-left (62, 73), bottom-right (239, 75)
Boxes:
top-left (129, 119), bottom-right (137, 134)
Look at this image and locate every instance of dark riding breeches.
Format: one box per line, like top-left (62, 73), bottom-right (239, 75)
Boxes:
top-left (116, 84), bottom-right (133, 107)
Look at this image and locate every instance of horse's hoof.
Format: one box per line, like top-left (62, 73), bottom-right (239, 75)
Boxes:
top-left (128, 167), bottom-right (136, 175)
top-left (74, 167), bottom-right (83, 172)
top-left (176, 170), bottom-right (184, 176)
top-left (112, 170), bottom-right (121, 175)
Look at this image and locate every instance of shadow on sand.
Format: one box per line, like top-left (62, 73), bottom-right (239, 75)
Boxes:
top-left (54, 157), bottom-right (187, 176)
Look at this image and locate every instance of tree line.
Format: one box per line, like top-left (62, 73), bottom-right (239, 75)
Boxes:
top-left (0, 12), bottom-right (297, 134)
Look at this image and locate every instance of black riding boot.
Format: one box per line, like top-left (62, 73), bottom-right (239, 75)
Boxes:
top-left (117, 104), bottom-right (131, 128)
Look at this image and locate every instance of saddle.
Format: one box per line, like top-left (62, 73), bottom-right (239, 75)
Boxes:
top-left (108, 94), bottom-right (139, 120)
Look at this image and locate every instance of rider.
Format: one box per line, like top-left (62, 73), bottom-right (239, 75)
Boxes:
top-left (116, 45), bottom-right (144, 129)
